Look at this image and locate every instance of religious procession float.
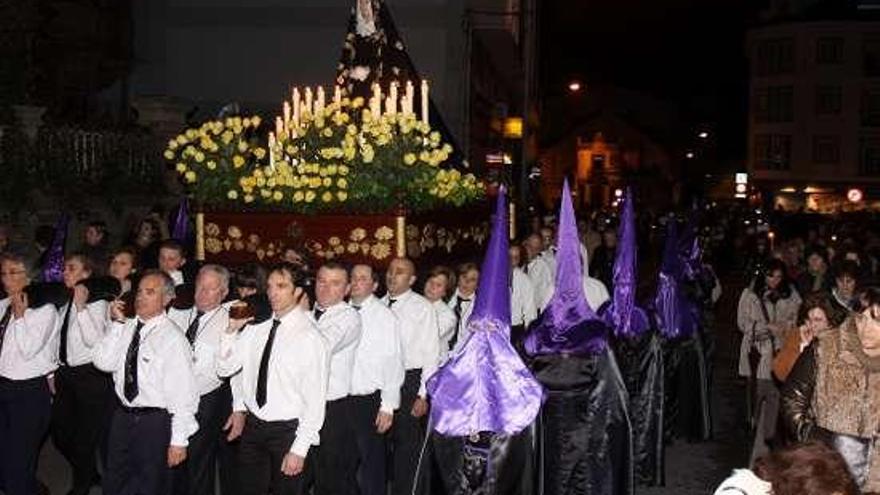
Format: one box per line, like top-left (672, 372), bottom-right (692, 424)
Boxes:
top-left (163, 0), bottom-right (491, 267)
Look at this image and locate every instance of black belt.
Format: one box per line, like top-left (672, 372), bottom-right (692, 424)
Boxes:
top-left (119, 405), bottom-right (166, 416)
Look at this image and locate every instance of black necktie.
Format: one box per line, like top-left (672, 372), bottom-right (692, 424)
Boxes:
top-left (388, 298), bottom-right (397, 308)
top-left (352, 304), bottom-right (361, 311)
top-left (256, 319), bottom-right (281, 408)
top-left (58, 300), bottom-right (74, 366)
top-left (450, 297), bottom-right (471, 350)
top-left (313, 308), bottom-right (325, 321)
top-left (0, 306), bottom-right (13, 355)
top-left (185, 310), bottom-right (204, 345)
top-left (124, 320), bottom-right (145, 402)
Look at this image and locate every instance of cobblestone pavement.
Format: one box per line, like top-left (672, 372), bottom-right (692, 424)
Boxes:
top-left (36, 277), bottom-right (750, 495)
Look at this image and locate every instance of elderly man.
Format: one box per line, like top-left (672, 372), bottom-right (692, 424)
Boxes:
top-left (310, 261), bottom-right (362, 495)
top-left (94, 269), bottom-right (199, 495)
top-left (381, 257), bottom-right (439, 495)
top-left (523, 234), bottom-right (554, 311)
top-left (349, 264), bottom-right (405, 495)
top-left (218, 263), bottom-right (328, 495)
top-left (168, 264), bottom-right (234, 495)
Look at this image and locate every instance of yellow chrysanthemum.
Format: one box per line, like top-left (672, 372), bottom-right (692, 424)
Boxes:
top-left (273, 191), bottom-right (283, 201)
top-left (164, 150), bottom-right (175, 160)
top-left (253, 148), bottom-right (266, 159)
top-left (194, 152), bottom-right (205, 163)
top-left (293, 191), bottom-right (304, 202)
top-left (184, 171), bottom-right (197, 183)
top-left (233, 155), bottom-right (245, 168)
top-left (206, 160), bottom-right (217, 170)
top-left (321, 191), bottom-right (333, 202)
top-left (337, 191), bottom-right (348, 201)
top-left (305, 191), bottom-right (316, 203)
top-left (227, 190), bottom-right (238, 200)
top-left (403, 153), bottom-right (417, 165)
top-left (336, 178), bottom-right (348, 189)
top-left (176, 163), bottom-right (187, 173)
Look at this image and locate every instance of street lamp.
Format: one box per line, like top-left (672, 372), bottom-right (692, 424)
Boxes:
top-left (685, 151), bottom-right (695, 159)
top-left (568, 81), bottom-right (582, 93)
top-left (698, 131), bottom-right (709, 139)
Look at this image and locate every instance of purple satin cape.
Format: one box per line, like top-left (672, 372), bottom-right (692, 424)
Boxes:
top-left (427, 187), bottom-right (544, 436)
top-left (40, 214), bottom-right (69, 283)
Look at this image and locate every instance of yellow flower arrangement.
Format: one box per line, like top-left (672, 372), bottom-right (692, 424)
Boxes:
top-left (164, 88), bottom-right (484, 214)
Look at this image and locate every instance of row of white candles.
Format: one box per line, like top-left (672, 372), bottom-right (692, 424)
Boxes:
top-left (269, 80), bottom-right (431, 169)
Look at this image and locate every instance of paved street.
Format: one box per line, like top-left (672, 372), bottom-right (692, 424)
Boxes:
top-left (36, 278), bottom-right (748, 495)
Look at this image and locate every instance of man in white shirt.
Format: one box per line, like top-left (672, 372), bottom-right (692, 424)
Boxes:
top-left (349, 264), bottom-right (405, 495)
top-left (159, 240), bottom-right (194, 287)
top-left (50, 253), bottom-right (113, 495)
top-left (218, 263), bottom-right (328, 495)
top-left (381, 257), bottom-right (439, 495)
top-left (311, 262), bottom-right (362, 495)
top-left (94, 269), bottom-right (199, 495)
top-left (523, 234), bottom-right (554, 311)
top-left (447, 262), bottom-right (479, 351)
top-left (0, 252), bottom-right (59, 495)
top-left (540, 226), bottom-right (558, 274)
top-left (508, 245), bottom-right (538, 347)
top-left (423, 266), bottom-right (457, 363)
top-left (167, 264), bottom-right (233, 495)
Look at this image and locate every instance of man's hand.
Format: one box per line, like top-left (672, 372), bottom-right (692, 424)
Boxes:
top-left (281, 453), bottom-right (305, 477)
top-left (223, 411), bottom-right (246, 441)
top-left (227, 315), bottom-right (253, 334)
top-left (167, 446), bottom-right (187, 467)
top-left (411, 397), bottom-right (428, 418)
top-left (109, 299), bottom-right (126, 322)
top-left (72, 285), bottom-right (89, 311)
top-left (11, 292), bottom-right (27, 319)
top-left (375, 410), bottom-right (393, 433)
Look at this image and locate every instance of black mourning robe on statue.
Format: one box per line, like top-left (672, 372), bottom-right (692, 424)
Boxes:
top-left (530, 349), bottom-right (634, 495)
top-left (663, 331), bottom-right (711, 443)
top-left (415, 429), bottom-right (536, 495)
top-left (611, 331), bottom-right (665, 486)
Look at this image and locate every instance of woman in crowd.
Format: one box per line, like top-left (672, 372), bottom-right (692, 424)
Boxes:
top-left (108, 247), bottom-right (138, 297)
top-left (831, 260), bottom-right (862, 313)
top-left (127, 216), bottom-right (163, 269)
top-left (713, 442), bottom-right (858, 495)
top-left (782, 287), bottom-right (880, 492)
top-left (422, 266), bottom-right (457, 362)
top-left (796, 246), bottom-right (833, 295)
top-left (772, 291), bottom-right (845, 382)
top-left (737, 258), bottom-right (802, 459)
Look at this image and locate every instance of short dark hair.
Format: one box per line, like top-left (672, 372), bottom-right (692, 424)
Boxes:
top-left (861, 286), bottom-right (880, 309)
top-left (234, 262), bottom-right (267, 292)
top-left (268, 262), bottom-right (309, 287)
top-left (87, 220), bottom-right (107, 235)
top-left (456, 262), bottom-right (479, 277)
top-left (834, 260), bottom-right (862, 283)
top-left (798, 291), bottom-right (846, 328)
top-left (427, 265), bottom-right (456, 294)
top-left (112, 246), bottom-right (139, 270)
top-left (318, 261), bottom-right (350, 281)
top-left (159, 239), bottom-right (186, 257)
top-left (65, 252), bottom-right (94, 275)
top-left (753, 441), bottom-right (858, 495)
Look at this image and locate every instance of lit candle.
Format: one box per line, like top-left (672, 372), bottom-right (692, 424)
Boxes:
top-left (405, 81), bottom-right (414, 115)
top-left (268, 132), bottom-right (276, 170)
top-left (389, 81), bottom-right (398, 115)
top-left (292, 87), bottom-right (301, 125)
top-left (305, 87), bottom-right (313, 116)
top-left (421, 80), bottom-right (429, 124)
top-left (333, 85), bottom-right (342, 106)
top-left (385, 96), bottom-right (394, 116)
top-left (283, 101), bottom-right (291, 126)
top-left (275, 117), bottom-right (284, 140)
top-left (316, 87), bottom-right (326, 116)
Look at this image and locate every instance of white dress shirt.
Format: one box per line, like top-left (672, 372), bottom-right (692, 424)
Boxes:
top-left (217, 307), bottom-right (328, 457)
top-left (350, 295), bottom-right (405, 413)
top-left (168, 306), bottom-right (228, 397)
top-left (433, 299), bottom-right (458, 363)
top-left (167, 270), bottom-right (185, 287)
top-left (55, 300), bottom-right (108, 368)
top-left (447, 290), bottom-right (476, 351)
top-left (510, 267), bottom-right (538, 327)
top-left (541, 247), bottom-right (558, 276)
top-left (0, 299), bottom-right (58, 380)
top-left (526, 255), bottom-right (554, 311)
top-left (92, 313), bottom-right (200, 447)
top-left (311, 302), bottom-right (361, 401)
top-left (380, 290), bottom-right (439, 398)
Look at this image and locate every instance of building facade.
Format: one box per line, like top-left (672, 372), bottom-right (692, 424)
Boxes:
top-left (746, 15), bottom-right (880, 211)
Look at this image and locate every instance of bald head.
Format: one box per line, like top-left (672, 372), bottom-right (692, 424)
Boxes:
top-left (386, 257), bottom-right (416, 297)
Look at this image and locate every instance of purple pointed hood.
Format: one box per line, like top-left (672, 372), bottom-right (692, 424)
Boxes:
top-left (427, 187), bottom-right (544, 436)
top-left (602, 188), bottom-right (650, 338)
top-left (523, 179), bottom-right (608, 356)
top-left (40, 214), bottom-right (69, 283)
top-left (653, 218), bottom-right (698, 339)
top-left (678, 209), bottom-right (703, 281)
top-left (172, 197), bottom-right (190, 243)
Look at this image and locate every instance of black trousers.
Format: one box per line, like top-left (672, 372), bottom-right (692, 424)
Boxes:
top-left (315, 396), bottom-right (358, 495)
top-left (351, 392), bottom-right (386, 495)
top-left (51, 364), bottom-right (114, 495)
top-left (173, 383), bottom-right (231, 495)
top-left (103, 406), bottom-right (172, 495)
top-left (0, 376), bottom-right (51, 495)
top-left (390, 369), bottom-right (425, 495)
top-left (239, 416), bottom-right (304, 495)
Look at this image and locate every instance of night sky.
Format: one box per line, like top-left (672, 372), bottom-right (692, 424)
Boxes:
top-left (540, 0), bottom-right (764, 159)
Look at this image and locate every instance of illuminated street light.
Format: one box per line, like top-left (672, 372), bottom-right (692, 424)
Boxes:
top-left (568, 81), bottom-right (582, 93)
top-left (685, 151), bottom-right (695, 159)
top-left (698, 131), bottom-right (709, 139)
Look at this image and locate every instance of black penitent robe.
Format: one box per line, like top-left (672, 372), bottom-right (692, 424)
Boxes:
top-left (530, 349), bottom-right (634, 495)
top-left (415, 428), bottom-right (536, 495)
top-left (663, 332), bottom-right (711, 443)
top-left (612, 332), bottom-right (665, 486)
